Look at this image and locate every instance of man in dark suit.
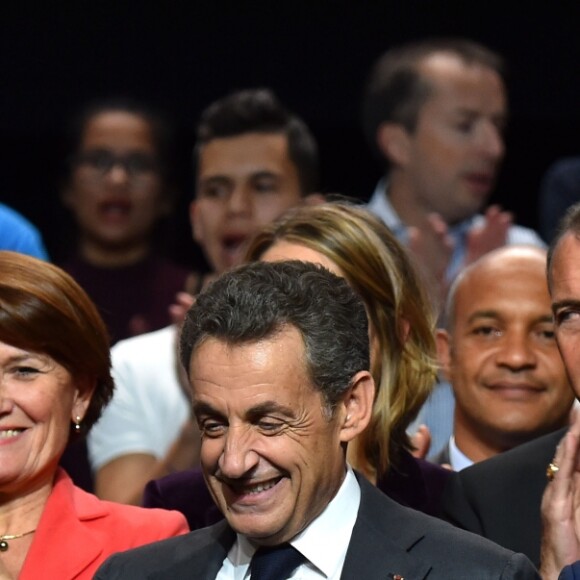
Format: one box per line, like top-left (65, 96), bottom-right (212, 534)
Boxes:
top-left (434, 245), bottom-right (573, 471)
top-left (96, 261), bottom-right (538, 579)
top-left (442, 202), bottom-right (580, 578)
top-left (441, 426), bottom-right (566, 566)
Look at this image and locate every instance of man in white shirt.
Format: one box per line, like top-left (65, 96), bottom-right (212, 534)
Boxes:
top-left (95, 261), bottom-right (538, 579)
top-left (88, 89), bottom-right (321, 505)
top-left (434, 245), bottom-right (574, 470)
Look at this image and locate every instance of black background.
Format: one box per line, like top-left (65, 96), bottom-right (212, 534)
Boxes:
top-left (2, 2), bottom-right (580, 268)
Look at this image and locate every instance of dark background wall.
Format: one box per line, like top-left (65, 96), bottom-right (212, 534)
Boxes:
top-left (2, 2), bottom-right (580, 268)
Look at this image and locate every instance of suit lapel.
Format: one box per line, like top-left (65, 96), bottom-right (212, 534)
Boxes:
top-left (341, 474), bottom-right (432, 580)
top-left (150, 521), bottom-right (235, 580)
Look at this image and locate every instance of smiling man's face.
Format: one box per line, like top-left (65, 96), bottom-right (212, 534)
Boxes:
top-left (439, 247), bottom-right (573, 451)
top-left (191, 327), bottom-right (348, 545)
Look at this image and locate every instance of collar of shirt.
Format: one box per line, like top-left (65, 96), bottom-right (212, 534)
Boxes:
top-left (449, 436), bottom-right (474, 472)
top-left (367, 178), bottom-right (407, 239)
top-left (367, 178), bottom-right (479, 280)
top-left (223, 467), bottom-right (361, 580)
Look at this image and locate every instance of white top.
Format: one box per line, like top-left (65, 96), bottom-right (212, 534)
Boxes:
top-left (87, 325), bottom-right (190, 469)
top-left (217, 468), bottom-right (361, 580)
top-left (448, 436), bottom-right (474, 472)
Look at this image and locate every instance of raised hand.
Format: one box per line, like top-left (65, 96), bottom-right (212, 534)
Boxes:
top-left (465, 204), bottom-right (512, 267)
top-left (539, 414), bottom-right (580, 579)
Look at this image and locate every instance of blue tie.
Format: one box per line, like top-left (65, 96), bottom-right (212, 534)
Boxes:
top-left (250, 543), bottom-right (305, 580)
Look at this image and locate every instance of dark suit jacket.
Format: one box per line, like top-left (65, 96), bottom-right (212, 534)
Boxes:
top-left (97, 473), bottom-right (538, 579)
top-left (561, 562), bottom-right (580, 579)
top-left (441, 428), bottom-right (566, 567)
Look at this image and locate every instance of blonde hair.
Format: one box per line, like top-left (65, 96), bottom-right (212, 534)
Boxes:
top-left (247, 202), bottom-right (438, 478)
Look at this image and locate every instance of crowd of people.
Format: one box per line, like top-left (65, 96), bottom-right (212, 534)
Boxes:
top-left (2, 36), bottom-right (580, 579)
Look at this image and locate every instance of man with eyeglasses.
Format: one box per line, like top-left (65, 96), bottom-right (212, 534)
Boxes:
top-left (60, 98), bottom-right (189, 345)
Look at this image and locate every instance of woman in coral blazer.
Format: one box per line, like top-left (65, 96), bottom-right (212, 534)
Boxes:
top-left (0, 252), bottom-right (187, 580)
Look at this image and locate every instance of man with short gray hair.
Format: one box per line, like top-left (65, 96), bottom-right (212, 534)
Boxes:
top-left (96, 261), bottom-right (538, 579)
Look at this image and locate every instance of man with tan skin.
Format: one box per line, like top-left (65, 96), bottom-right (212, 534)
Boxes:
top-left (362, 38), bottom-right (545, 456)
top-left (87, 89), bottom-right (321, 505)
top-left (434, 246), bottom-right (574, 470)
top-left (440, 205), bottom-right (580, 570)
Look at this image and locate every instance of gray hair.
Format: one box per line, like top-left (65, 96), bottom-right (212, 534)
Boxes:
top-left (547, 202), bottom-right (580, 289)
top-left (179, 260), bottom-right (370, 412)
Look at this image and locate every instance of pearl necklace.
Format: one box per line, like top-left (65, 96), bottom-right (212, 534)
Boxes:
top-left (0, 529), bottom-right (36, 552)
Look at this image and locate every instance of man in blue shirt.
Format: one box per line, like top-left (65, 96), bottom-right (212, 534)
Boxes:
top-left (362, 38), bottom-right (543, 286)
top-left (362, 39), bottom-right (545, 456)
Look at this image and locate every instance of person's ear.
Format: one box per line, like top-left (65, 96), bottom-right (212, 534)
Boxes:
top-left (339, 371), bottom-right (375, 443)
top-left (303, 193), bottom-right (326, 206)
top-left (189, 200), bottom-right (204, 245)
top-left (376, 122), bottom-right (411, 166)
top-left (71, 378), bottom-right (97, 425)
top-left (399, 317), bottom-right (411, 344)
top-left (436, 328), bottom-right (452, 381)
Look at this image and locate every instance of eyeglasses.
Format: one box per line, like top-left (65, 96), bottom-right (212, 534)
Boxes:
top-left (72, 150), bottom-right (160, 181)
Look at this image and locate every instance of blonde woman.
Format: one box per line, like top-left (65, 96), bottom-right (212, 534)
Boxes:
top-left (143, 201), bottom-right (448, 523)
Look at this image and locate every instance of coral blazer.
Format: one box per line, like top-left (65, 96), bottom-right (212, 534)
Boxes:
top-left (19, 468), bottom-right (188, 579)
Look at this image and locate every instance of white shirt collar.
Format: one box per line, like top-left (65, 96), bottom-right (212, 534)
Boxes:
top-left (223, 467), bottom-right (361, 579)
top-left (367, 178), bottom-right (407, 236)
top-left (289, 467), bottom-right (360, 577)
top-left (449, 436), bottom-right (474, 471)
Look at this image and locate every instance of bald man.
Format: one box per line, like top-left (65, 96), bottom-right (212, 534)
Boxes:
top-left (434, 246), bottom-right (574, 470)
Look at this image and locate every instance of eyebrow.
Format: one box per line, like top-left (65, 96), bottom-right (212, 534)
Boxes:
top-left (466, 310), bottom-right (500, 324)
top-left (552, 299), bottom-right (580, 315)
top-left (198, 175), bottom-right (231, 187)
top-left (1, 353), bottom-right (50, 367)
top-left (192, 400), bottom-right (297, 421)
top-left (453, 108), bottom-right (508, 124)
top-left (245, 401), bottom-right (297, 421)
top-left (249, 171), bottom-right (280, 180)
top-left (193, 400), bottom-right (223, 419)
top-left (466, 310), bottom-right (553, 325)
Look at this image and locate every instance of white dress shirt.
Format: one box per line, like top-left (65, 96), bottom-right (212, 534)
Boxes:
top-left (449, 436), bottom-right (474, 472)
top-left (217, 468), bottom-right (361, 579)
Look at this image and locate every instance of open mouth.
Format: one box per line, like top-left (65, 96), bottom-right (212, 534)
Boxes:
top-left (221, 234), bottom-right (249, 264)
top-left (99, 200), bottom-right (133, 219)
top-left (464, 172), bottom-right (494, 194)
